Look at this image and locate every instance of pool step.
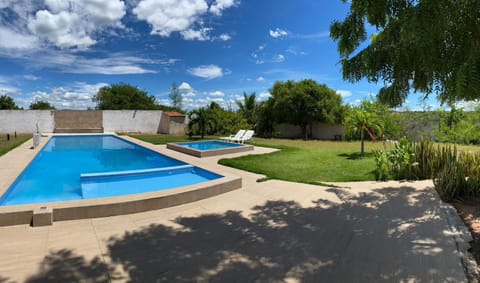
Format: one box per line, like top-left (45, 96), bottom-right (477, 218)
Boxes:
top-left (80, 165), bottom-right (202, 199)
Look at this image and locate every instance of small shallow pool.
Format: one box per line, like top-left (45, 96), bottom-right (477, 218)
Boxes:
top-left (167, 140), bottom-right (254, 157)
top-left (0, 135), bottom-right (222, 206)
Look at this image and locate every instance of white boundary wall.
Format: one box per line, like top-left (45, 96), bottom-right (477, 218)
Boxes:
top-left (0, 110), bottom-right (165, 134)
top-left (103, 110), bottom-right (163, 133)
top-left (0, 110), bottom-right (54, 133)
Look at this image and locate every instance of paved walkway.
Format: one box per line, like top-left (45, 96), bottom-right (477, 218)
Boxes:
top-left (0, 142), bottom-right (470, 282)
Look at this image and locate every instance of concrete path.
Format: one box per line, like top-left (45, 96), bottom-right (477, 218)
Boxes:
top-left (0, 142), bottom-right (470, 282)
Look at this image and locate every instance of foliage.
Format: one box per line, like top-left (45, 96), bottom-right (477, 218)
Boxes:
top-left (434, 107), bottom-right (480, 144)
top-left (330, 0), bottom-right (480, 106)
top-left (236, 92), bottom-right (257, 129)
top-left (92, 83), bottom-right (158, 110)
top-left (0, 95), bottom-right (21, 109)
top-left (188, 107), bottom-right (214, 139)
top-left (269, 79), bottom-right (344, 139)
top-left (373, 138), bottom-right (418, 180)
top-left (256, 99), bottom-right (276, 138)
top-left (169, 82), bottom-right (183, 111)
top-left (29, 100), bottom-right (55, 110)
top-left (373, 138), bottom-right (480, 201)
top-left (344, 99), bottom-right (384, 156)
top-left (188, 102), bottom-right (249, 138)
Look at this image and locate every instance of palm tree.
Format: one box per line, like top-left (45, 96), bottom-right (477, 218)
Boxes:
top-left (345, 107), bottom-right (383, 157)
top-left (188, 107), bottom-right (214, 139)
top-left (236, 92), bottom-right (257, 128)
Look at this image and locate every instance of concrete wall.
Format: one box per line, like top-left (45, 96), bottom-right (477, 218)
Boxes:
top-left (103, 110), bottom-right (163, 133)
top-left (54, 110), bottom-right (102, 130)
top-left (0, 110), bottom-right (54, 133)
top-left (159, 114), bottom-right (186, 135)
top-left (277, 122), bottom-right (344, 140)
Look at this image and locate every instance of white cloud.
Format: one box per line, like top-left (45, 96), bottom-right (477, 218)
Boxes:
top-left (259, 91), bottom-right (271, 100)
top-left (187, 64), bottom-right (223, 79)
top-left (182, 92), bottom-right (196, 97)
top-left (255, 60), bottom-right (264, 65)
top-left (336, 90), bottom-right (352, 97)
top-left (0, 26), bottom-right (39, 49)
top-left (273, 54), bottom-right (285, 63)
top-left (257, 76), bottom-right (265, 82)
top-left (23, 75), bottom-right (40, 81)
top-left (21, 82), bottom-right (108, 109)
top-left (209, 90), bottom-right (224, 97)
top-left (181, 27), bottom-right (212, 41)
top-left (209, 0), bottom-right (238, 16)
top-left (217, 33), bottom-right (231, 41)
top-left (16, 50), bottom-right (167, 75)
top-left (178, 82), bottom-right (193, 91)
top-left (133, 0), bottom-right (208, 37)
top-left (269, 28), bottom-right (288, 38)
top-left (26, 0), bottom-right (126, 49)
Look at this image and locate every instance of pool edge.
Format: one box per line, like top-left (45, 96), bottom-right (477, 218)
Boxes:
top-left (0, 175), bottom-right (241, 227)
top-left (167, 140), bottom-right (254, 157)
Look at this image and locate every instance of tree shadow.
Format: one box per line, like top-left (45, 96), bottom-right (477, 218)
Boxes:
top-left (105, 185), bottom-right (463, 282)
top-left (19, 184), bottom-right (465, 282)
top-left (337, 152), bottom-right (373, 160)
top-left (24, 249), bottom-right (121, 283)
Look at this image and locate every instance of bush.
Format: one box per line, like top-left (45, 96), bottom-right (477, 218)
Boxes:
top-left (373, 138), bottom-right (480, 201)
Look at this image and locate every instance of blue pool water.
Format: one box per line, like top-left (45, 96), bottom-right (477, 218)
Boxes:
top-left (177, 140), bottom-right (243, 151)
top-left (0, 135), bottom-right (222, 206)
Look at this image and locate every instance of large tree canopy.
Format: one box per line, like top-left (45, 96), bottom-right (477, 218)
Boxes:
top-left (330, 0), bottom-right (480, 106)
top-left (0, 95), bottom-right (20, 109)
top-left (270, 79), bottom-right (344, 139)
top-left (29, 100), bottom-right (55, 110)
top-left (93, 83), bottom-right (157, 110)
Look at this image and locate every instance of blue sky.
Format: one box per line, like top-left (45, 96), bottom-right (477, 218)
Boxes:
top-left (0, 0), bottom-right (442, 110)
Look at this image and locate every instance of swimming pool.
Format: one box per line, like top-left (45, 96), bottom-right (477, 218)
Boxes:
top-left (167, 140), bottom-right (254, 157)
top-left (0, 135), bottom-right (222, 206)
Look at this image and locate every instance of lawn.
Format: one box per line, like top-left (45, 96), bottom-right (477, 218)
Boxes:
top-left (129, 135), bottom-right (480, 184)
top-left (0, 134), bottom-right (31, 157)
top-left (220, 138), bottom-right (391, 183)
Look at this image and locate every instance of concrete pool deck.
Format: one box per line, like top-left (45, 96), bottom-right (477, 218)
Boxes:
top-left (0, 137), bottom-right (475, 282)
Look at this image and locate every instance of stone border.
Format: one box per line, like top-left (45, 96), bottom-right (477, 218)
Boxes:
top-left (0, 135), bottom-right (242, 227)
top-left (166, 140), bottom-right (254, 157)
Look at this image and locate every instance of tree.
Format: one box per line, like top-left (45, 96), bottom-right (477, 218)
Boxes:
top-left (236, 92), bottom-right (257, 129)
top-left (29, 100), bottom-right (55, 110)
top-left (270, 79), bottom-right (344, 140)
top-left (169, 82), bottom-right (183, 111)
top-left (188, 107), bottom-right (215, 139)
top-left (344, 101), bottom-right (384, 157)
top-left (92, 83), bottom-right (157, 110)
top-left (0, 95), bottom-right (20, 109)
top-left (330, 1), bottom-right (480, 106)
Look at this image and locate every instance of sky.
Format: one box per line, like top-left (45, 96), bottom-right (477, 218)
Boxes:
top-left (0, 0), bottom-right (444, 110)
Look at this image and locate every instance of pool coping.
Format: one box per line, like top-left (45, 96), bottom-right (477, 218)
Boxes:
top-left (0, 134), bottom-right (242, 227)
top-left (166, 140), bottom-right (254, 157)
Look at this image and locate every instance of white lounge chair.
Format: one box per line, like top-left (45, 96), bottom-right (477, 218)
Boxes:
top-left (220, 129), bottom-right (245, 142)
top-left (232, 130), bottom-right (254, 143)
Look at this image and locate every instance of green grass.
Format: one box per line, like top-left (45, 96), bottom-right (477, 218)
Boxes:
top-left (219, 138), bottom-right (391, 183)
top-left (0, 134), bottom-right (31, 157)
top-left (129, 134), bottom-right (480, 184)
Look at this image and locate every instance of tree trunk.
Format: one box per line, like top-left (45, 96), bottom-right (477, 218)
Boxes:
top-left (302, 124), bottom-right (308, 140)
top-left (361, 128), bottom-right (365, 157)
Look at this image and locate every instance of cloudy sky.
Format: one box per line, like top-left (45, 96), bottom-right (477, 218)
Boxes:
top-left (0, 0), bottom-right (440, 110)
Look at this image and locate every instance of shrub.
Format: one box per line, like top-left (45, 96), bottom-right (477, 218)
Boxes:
top-left (374, 138), bottom-right (480, 201)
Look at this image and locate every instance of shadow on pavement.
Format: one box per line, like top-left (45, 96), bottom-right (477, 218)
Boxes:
top-left (16, 185), bottom-right (465, 282)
